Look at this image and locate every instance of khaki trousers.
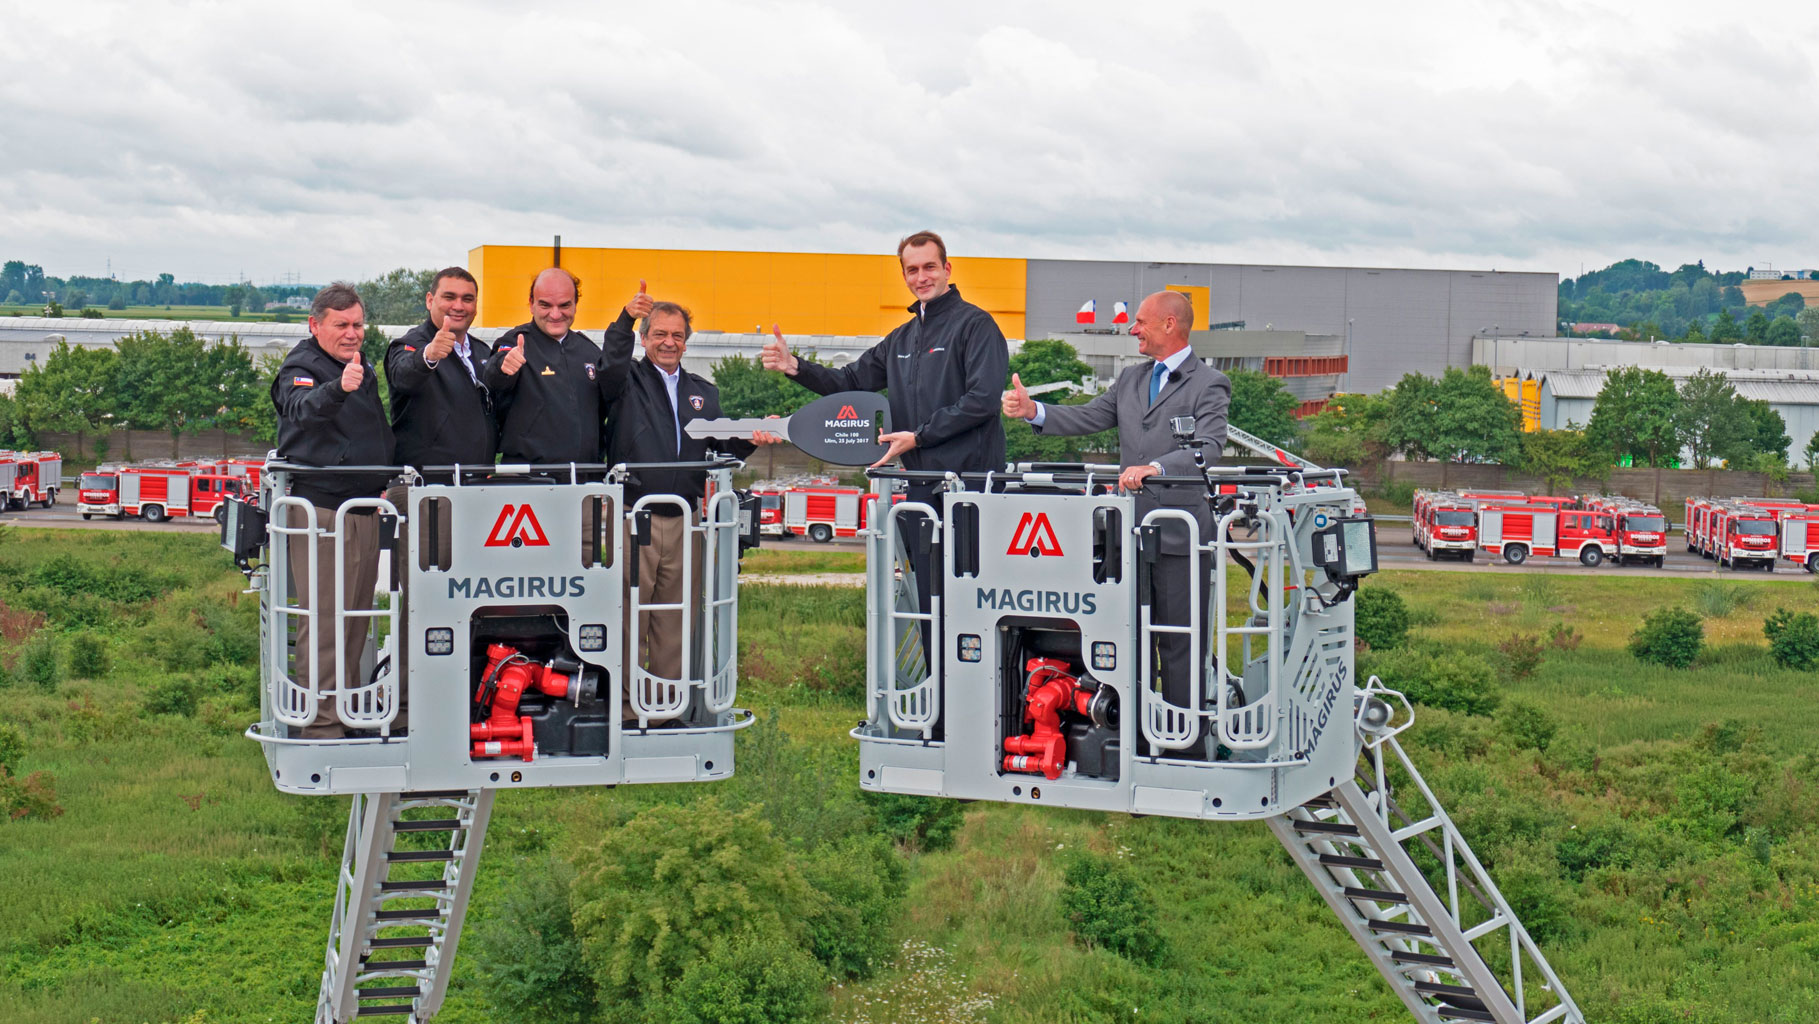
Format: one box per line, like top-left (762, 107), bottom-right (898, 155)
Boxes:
top-left (286, 504), bottom-right (381, 738)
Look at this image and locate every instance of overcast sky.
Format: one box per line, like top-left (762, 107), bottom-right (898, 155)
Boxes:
top-left (6, 0), bottom-right (1818, 286)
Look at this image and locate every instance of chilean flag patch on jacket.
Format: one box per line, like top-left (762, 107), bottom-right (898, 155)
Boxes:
top-left (293, 376), bottom-right (314, 387)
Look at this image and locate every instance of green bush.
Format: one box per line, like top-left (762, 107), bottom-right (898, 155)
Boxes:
top-left (1059, 855), bottom-right (1168, 966)
top-left (864, 790), bottom-right (966, 852)
top-left (1354, 586), bottom-right (1411, 649)
top-left (143, 676), bottom-right (201, 717)
top-left (651, 934), bottom-right (828, 1024)
top-left (1555, 820), bottom-right (1637, 880)
top-left (571, 803), bottom-right (823, 1014)
top-left (0, 722), bottom-right (25, 771)
top-left (1629, 606), bottom-right (1704, 669)
top-left (0, 765), bottom-right (61, 821)
top-left (471, 859), bottom-right (594, 1024)
top-left (67, 632), bottom-right (110, 679)
top-left (1762, 607), bottom-right (1819, 670)
top-left (20, 633), bottom-right (59, 689)
top-left (1360, 646), bottom-right (1502, 716)
top-left (1495, 633), bottom-right (1544, 680)
top-left (1500, 700), bottom-right (1557, 752)
top-left (800, 835), bottom-right (906, 980)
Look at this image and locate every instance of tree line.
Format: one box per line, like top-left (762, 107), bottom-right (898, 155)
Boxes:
top-left (1561, 258), bottom-right (1819, 346)
top-left (0, 261), bottom-right (321, 315)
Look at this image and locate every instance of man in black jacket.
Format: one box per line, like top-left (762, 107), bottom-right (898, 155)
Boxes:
top-left (605, 301), bottom-right (779, 717)
top-left (482, 268), bottom-right (645, 465)
top-left (272, 283), bottom-right (396, 738)
top-left (385, 266), bottom-right (495, 573)
top-left (387, 266), bottom-right (496, 472)
top-left (760, 230), bottom-right (1008, 485)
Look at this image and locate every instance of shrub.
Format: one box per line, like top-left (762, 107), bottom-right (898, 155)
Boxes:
top-left (471, 859), bottom-right (595, 1024)
top-left (0, 722), bottom-right (24, 771)
top-left (1354, 587), bottom-right (1411, 650)
top-left (143, 676), bottom-right (201, 717)
top-left (0, 765), bottom-right (62, 821)
top-left (800, 835), bottom-right (906, 980)
top-left (1500, 700), bottom-right (1558, 752)
top-left (1763, 607), bottom-right (1819, 670)
top-left (1629, 607), bottom-right (1704, 669)
top-left (1545, 621), bottom-right (1582, 651)
top-left (1360, 646), bottom-right (1502, 716)
top-left (67, 632), bottom-right (110, 679)
top-left (1556, 820), bottom-right (1636, 880)
top-left (651, 934), bottom-right (828, 1024)
top-left (20, 633), bottom-right (59, 689)
top-left (1692, 581), bottom-right (1751, 619)
top-left (1495, 633), bottom-right (1544, 680)
top-left (865, 791), bottom-right (966, 852)
top-left (1059, 854), bottom-right (1168, 965)
top-left (571, 803), bottom-right (823, 1013)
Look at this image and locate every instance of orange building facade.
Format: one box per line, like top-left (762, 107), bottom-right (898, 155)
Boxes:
top-left (468, 244), bottom-right (1028, 338)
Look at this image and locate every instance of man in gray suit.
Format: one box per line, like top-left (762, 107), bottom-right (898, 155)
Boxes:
top-left (1003, 290), bottom-right (1230, 740)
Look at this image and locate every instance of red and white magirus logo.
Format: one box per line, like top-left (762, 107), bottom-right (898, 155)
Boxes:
top-left (485, 504), bottom-right (550, 548)
top-left (1007, 512), bottom-right (1063, 557)
top-left (825, 404), bottom-right (865, 428)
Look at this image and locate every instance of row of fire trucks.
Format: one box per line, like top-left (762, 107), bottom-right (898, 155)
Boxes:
top-left (1684, 496), bottom-right (1819, 571)
top-left (1413, 489), bottom-right (1671, 567)
top-left (0, 451), bottom-right (63, 510)
top-left (76, 458), bottom-right (264, 523)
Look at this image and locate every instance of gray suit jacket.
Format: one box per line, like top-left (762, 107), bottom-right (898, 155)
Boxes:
top-left (1036, 355), bottom-right (1231, 554)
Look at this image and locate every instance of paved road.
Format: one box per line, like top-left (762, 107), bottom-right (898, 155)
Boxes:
top-left (17, 506), bottom-right (1808, 582)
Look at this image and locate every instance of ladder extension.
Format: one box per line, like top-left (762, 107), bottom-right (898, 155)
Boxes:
top-left (1267, 737), bottom-right (1584, 1024)
top-left (316, 789), bottom-right (494, 1023)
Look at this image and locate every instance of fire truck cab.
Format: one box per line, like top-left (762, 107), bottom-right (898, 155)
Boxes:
top-left (1714, 505), bottom-right (1779, 571)
top-left (1582, 495), bottom-right (1668, 568)
top-left (1411, 489), bottom-right (1477, 561)
top-left (3, 451), bottom-right (62, 509)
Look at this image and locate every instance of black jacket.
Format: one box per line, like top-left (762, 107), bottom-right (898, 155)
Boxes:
top-left (790, 285), bottom-right (1007, 474)
top-left (480, 310), bottom-right (636, 464)
top-left (385, 320), bottom-right (497, 470)
top-left (604, 357), bottom-right (755, 509)
top-left (272, 337), bottom-right (395, 509)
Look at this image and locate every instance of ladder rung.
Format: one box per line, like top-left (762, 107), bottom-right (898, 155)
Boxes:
top-left (358, 986), bottom-right (422, 998)
top-left (375, 909), bottom-right (446, 921)
top-left (1414, 981), bottom-right (1481, 999)
top-left (1391, 950), bottom-right (1456, 967)
top-left (367, 936), bottom-right (432, 949)
top-left (1320, 853), bottom-right (1385, 870)
top-left (1392, 816), bottom-right (1444, 842)
top-left (1436, 1008), bottom-right (1495, 1023)
top-left (379, 880), bottom-right (452, 893)
top-left (1343, 886), bottom-right (1407, 903)
top-left (360, 959), bottom-right (428, 970)
top-left (352, 1005), bottom-right (415, 1016)
top-left (1366, 918), bottom-right (1432, 936)
top-left (392, 818), bottom-right (464, 832)
top-left (1294, 819), bottom-right (1359, 836)
top-left (401, 789), bottom-right (470, 800)
top-left (1461, 913), bottom-right (1510, 942)
top-left (387, 850), bottom-right (456, 863)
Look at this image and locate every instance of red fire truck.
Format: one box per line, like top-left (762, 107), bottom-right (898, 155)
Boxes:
top-left (1476, 503), bottom-right (1618, 566)
top-left (0, 451), bottom-right (62, 508)
top-left (1687, 497), bottom-right (1787, 570)
top-left (1775, 506), bottom-right (1819, 572)
top-left (78, 463), bottom-right (251, 523)
top-left (1581, 494), bottom-right (1669, 568)
top-left (783, 484), bottom-right (884, 542)
top-left (1411, 489), bottom-right (1479, 561)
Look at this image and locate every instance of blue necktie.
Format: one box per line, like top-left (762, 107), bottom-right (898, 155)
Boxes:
top-left (1149, 361), bottom-right (1167, 405)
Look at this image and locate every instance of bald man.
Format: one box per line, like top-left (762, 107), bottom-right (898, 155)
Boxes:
top-left (482, 269), bottom-right (650, 464)
top-left (1003, 290), bottom-right (1230, 747)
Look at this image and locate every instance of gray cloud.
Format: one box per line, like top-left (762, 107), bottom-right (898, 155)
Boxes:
top-left (6, 0), bottom-right (1819, 285)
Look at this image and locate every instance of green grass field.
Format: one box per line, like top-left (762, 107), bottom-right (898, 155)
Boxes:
top-left (1, 537), bottom-right (1816, 1022)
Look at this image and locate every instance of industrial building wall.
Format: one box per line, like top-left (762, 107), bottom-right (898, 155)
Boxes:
top-left (1024, 260), bottom-right (1555, 393)
top-left (469, 245), bottom-right (1027, 337)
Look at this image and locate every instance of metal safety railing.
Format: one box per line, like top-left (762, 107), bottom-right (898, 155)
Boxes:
top-left (266, 491), bottom-right (403, 736)
top-left (701, 487), bottom-right (743, 713)
top-left (879, 499), bottom-right (942, 737)
top-left (1136, 509), bottom-right (1203, 752)
top-left (626, 494), bottom-right (698, 725)
top-left (1213, 504), bottom-right (1284, 750)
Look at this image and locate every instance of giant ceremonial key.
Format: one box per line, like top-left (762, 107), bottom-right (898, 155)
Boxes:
top-left (686, 390), bottom-right (891, 466)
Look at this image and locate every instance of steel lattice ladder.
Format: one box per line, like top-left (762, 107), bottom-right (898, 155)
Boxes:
top-left (316, 789), bottom-right (495, 1023)
top-left (1267, 736), bottom-right (1584, 1024)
